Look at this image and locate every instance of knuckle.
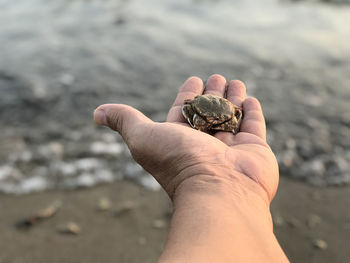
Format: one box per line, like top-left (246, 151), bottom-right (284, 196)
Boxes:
top-left (105, 105), bottom-right (130, 133)
top-left (106, 111), bottom-right (122, 132)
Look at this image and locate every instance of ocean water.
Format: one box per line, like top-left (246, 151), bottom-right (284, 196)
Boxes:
top-left (0, 0), bottom-right (349, 194)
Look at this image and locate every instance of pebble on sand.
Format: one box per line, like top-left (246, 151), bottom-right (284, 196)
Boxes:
top-left (313, 239), bottom-right (328, 250)
top-left (97, 197), bottom-right (111, 211)
top-left (60, 222), bottom-right (81, 235)
top-left (152, 219), bottom-right (166, 229)
top-left (15, 201), bottom-right (62, 229)
top-left (114, 200), bottom-right (137, 216)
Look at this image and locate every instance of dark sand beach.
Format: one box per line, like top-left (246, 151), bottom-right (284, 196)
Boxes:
top-left (1, 177), bottom-right (350, 263)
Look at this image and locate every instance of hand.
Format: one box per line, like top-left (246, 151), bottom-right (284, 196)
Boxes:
top-left (94, 74), bottom-right (279, 205)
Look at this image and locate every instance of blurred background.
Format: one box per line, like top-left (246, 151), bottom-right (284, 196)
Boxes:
top-left (0, 0), bottom-right (349, 262)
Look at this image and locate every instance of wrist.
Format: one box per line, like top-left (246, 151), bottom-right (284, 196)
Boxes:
top-left (165, 160), bottom-right (271, 203)
top-left (173, 171), bottom-right (272, 208)
top-left (172, 172), bottom-right (273, 226)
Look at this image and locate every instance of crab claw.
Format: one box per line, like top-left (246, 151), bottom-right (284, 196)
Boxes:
top-left (182, 107), bottom-right (195, 128)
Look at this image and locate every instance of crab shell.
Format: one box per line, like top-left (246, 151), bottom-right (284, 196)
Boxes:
top-left (182, 94), bottom-right (242, 133)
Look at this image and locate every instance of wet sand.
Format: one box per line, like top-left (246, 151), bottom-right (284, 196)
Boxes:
top-left (1, 177), bottom-right (349, 263)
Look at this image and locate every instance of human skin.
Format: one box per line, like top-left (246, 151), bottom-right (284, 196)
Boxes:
top-left (94, 74), bottom-right (289, 262)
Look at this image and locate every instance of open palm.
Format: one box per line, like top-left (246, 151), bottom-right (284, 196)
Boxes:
top-left (94, 75), bottom-right (279, 204)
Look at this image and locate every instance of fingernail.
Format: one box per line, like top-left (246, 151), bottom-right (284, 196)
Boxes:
top-left (94, 108), bottom-right (107, 126)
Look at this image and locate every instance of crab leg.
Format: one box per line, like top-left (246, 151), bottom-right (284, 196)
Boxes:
top-left (211, 118), bottom-right (240, 134)
top-left (193, 114), bottom-right (212, 132)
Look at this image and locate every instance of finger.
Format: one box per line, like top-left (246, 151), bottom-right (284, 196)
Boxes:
top-left (166, 76), bottom-right (204, 122)
top-left (226, 80), bottom-right (246, 107)
top-left (94, 104), bottom-right (152, 144)
top-left (240, 97), bottom-right (266, 140)
top-left (203, 74), bottom-right (226, 97)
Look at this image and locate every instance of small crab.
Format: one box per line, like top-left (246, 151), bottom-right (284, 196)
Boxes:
top-left (182, 94), bottom-right (242, 134)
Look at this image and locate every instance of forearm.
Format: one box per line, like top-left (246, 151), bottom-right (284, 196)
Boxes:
top-left (158, 174), bottom-right (289, 263)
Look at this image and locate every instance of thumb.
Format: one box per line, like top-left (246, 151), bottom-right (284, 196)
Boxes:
top-left (94, 104), bottom-right (152, 142)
